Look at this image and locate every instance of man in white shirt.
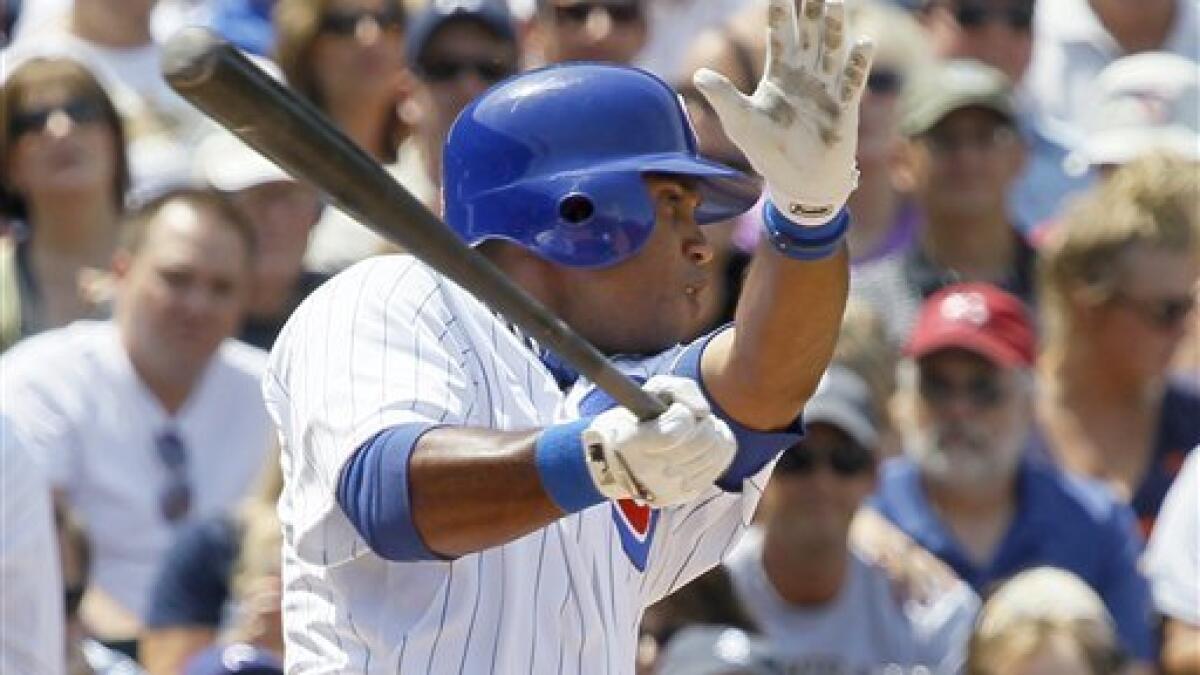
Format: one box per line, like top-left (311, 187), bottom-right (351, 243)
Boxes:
top-left (1, 189), bottom-right (273, 643)
top-left (0, 415), bottom-right (65, 675)
top-left (724, 366), bottom-right (979, 673)
top-left (1144, 448), bottom-right (1200, 674)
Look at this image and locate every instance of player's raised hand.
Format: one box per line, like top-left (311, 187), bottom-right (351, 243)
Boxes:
top-left (694, 0), bottom-right (874, 226)
top-left (581, 376), bottom-right (735, 507)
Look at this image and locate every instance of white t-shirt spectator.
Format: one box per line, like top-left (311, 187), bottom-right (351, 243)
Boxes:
top-left (1144, 447), bottom-right (1200, 625)
top-left (1024, 0), bottom-right (1200, 141)
top-left (0, 320), bottom-right (272, 621)
top-left (636, 0), bottom-right (749, 80)
top-left (725, 528), bottom-right (979, 674)
top-left (0, 415), bottom-right (65, 675)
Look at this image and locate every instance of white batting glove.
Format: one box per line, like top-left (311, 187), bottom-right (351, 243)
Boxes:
top-left (694, 0), bottom-right (875, 226)
top-left (582, 376), bottom-right (736, 508)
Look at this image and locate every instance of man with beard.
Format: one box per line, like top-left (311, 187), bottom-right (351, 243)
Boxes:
top-left (870, 282), bottom-right (1155, 668)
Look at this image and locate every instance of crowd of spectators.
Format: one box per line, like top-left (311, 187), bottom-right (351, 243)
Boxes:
top-left (1, 0), bottom-right (1197, 674)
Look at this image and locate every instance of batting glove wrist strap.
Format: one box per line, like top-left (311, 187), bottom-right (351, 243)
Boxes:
top-left (534, 418), bottom-right (608, 513)
top-left (762, 201), bottom-right (850, 261)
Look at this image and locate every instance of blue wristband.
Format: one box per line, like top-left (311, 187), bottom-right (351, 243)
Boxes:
top-left (534, 418), bottom-right (607, 513)
top-left (762, 201), bottom-right (851, 261)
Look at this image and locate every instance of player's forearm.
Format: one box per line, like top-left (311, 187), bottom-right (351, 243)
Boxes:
top-left (1162, 618), bottom-right (1200, 675)
top-left (408, 427), bottom-right (563, 558)
top-left (702, 242), bottom-right (849, 430)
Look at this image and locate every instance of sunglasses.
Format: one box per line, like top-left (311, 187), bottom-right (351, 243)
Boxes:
top-left (918, 370), bottom-right (1009, 409)
top-left (552, 3), bottom-right (642, 25)
top-left (318, 9), bottom-right (404, 36)
top-left (866, 69), bottom-right (903, 95)
top-left (10, 97), bottom-right (107, 137)
top-left (776, 440), bottom-right (875, 477)
top-left (921, 124), bottom-right (1018, 156)
top-left (954, 3), bottom-right (1034, 30)
top-left (1110, 291), bottom-right (1196, 331)
top-left (420, 58), bottom-right (515, 84)
top-left (156, 429), bottom-right (192, 523)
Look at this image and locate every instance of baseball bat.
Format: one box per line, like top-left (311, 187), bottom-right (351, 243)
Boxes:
top-left (162, 28), bottom-right (667, 420)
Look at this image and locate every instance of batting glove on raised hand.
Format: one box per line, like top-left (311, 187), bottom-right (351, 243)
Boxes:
top-left (694, 0), bottom-right (874, 226)
top-left (582, 376), bottom-right (736, 508)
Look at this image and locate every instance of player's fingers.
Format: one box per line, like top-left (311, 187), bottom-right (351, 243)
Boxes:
top-left (797, 0), bottom-right (825, 68)
top-left (838, 37), bottom-right (875, 107)
top-left (765, 0), bottom-right (800, 79)
top-left (819, 0), bottom-right (847, 77)
top-left (693, 68), bottom-right (756, 134)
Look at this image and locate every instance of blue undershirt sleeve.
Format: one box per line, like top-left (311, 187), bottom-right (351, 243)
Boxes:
top-left (336, 423), bottom-right (448, 562)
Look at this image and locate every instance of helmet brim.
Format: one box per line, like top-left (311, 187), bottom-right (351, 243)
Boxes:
top-left (596, 153), bottom-right (763, 225)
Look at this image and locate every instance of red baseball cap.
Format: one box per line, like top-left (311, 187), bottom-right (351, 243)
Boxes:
top-left (905, 283), bottom-right (1035, 367)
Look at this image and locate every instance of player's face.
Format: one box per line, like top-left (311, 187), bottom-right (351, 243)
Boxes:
top-left (903, 349), bottom-right (1029, 488)
top-left (907, 107), bottom-right (1024, 222)
top-left (554, 176), bottom-right (715, 354)
top-left (536, 0), bottom-right (648, 65)
top-left (1084, 245), bottom-right (1199, 382)
top-left (764, 424), bottom-right (876, 548)
top-left (117, 201), bottom-right (251, 371)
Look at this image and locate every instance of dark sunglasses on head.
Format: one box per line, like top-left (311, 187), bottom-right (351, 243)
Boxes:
top-left (420, 58), bottom-right (515, 84)
top-left (10, 97), bottom-right (107, 137)
top-left (918, 370), bottom-right (1008, 409)
top-left (318, 9), bottom-right (404, 36)
top-left (954, 3), bottom-right (1034, 30)
top-left (776, 440), bottom-right (875, 477)
top-left (1110, 291), bottom-right (1196, 331)
top-left (156, 429), bottom-right (192, 523)
top-left (553, 2), bottom-right (642, 25)
top-left (866, 69), bottom-right (903, 95)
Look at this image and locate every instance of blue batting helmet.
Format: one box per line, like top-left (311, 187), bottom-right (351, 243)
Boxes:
top-left (442, 63), bottom-right (761, 268)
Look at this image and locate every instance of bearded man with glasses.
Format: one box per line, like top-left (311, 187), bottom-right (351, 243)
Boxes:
top-left (871, 282), bottom-right (1156, 672)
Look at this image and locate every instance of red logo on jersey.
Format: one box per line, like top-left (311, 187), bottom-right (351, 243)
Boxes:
top-left (613, 499), bottom-right (659, 571)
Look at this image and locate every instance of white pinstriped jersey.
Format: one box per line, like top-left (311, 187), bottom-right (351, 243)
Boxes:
top-left (263, 256), bottom-right (769, 674)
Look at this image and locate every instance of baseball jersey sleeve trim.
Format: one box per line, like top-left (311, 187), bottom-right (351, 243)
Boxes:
top-left (672, 327), bottom-right (804, 492)
top-left (336, 422), bottom-right (449, 562)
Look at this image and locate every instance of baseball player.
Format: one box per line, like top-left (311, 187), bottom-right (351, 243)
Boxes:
top-left (263, 0), bottom-right (873, 671)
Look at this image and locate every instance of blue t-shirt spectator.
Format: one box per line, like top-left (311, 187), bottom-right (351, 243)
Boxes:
top-left (870, 456), bottom-right (1153, 661)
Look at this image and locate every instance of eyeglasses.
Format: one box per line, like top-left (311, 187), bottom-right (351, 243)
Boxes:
top-left (918, 370), bottom-right (1009, 409)
top-left (866, 69), bottom-right (903, 95)
top-left (776, 440), bottom-right (875, 477)
top-left (419, 58), bottom-right (515, 84)
top-left (1109, 291), bottom-right (1196, 331)
top-left (318, 9), bottom-right (404, 36)
top-left (156, 429), bottom-right (192, 523)
top-left (552, 2), bottom-right (643, 25)
top-left (10, 98), bottom-right (107, 137)
top-left (921, 124), bottom-right (1018, 156)
top-left (953, 3), bottom-right (1034, 30)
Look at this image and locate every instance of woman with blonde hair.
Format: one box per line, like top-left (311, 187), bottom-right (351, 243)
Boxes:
top-left (1035, 153), bottom-right (1200, 537)
top-left (1, 57), bottom-right (130, 351)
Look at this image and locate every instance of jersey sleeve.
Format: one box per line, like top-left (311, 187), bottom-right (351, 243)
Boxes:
top-left (264, 258), bottom-right (474, 566)
top-left (1144, 448), bottom-right (1200, 625)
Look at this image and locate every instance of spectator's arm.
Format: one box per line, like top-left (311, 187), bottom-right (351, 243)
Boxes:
top-left (140, 628), bottom-right (217, 675)
top-left (1162, 618), bottom-right (1200, 675)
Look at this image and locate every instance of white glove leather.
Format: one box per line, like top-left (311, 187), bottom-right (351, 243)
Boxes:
top-left (694, 0), bottom-right (875, 226)
top-left (582, 376), bottom-right (736, 508)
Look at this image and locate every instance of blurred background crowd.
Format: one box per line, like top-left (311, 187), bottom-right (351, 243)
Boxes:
top-left (0, 0), bottom-right (1197, 673)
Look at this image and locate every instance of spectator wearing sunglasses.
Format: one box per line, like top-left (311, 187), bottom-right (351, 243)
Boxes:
top-left (530, 0), bottom-right (647, 66)
top-left (720, 365), bottom-right (979, 673)
top-left (0, 189), bottom-right (274, 651)
top-left (0, 57), bottom-right (130, 353)
top-left (1035, 154), bottom-right (1200, 539)
top-left (274, 0), bottom-right (409, 272)
top-left (852, 59), bottom-right (1032, 346)
top-left (394, 0), bottom-right (517, 215)
top-left (873, 282), bottom-right (1155, 669)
